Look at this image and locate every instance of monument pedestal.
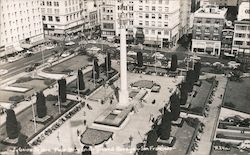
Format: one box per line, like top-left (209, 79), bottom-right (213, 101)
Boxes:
top-left (171, 118), bottom-right (184, 127)
top-left (157, 136), bottom-right (176, 147)
top-left (2, 137), bottom-right (18, 146)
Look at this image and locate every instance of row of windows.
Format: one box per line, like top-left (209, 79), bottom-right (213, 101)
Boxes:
top-left (235, 25), bottom-right (250, 31)
top-left (139, 21), bottom-right (168, 27)
top-left (103, 8), bottom-right (114, 13)
top-left (41, 1), bottom-right (59, 7)
top-left (42, 16), bottom-right (60, 22)
top-left (117, 5), bottom-right (133, 11)
top-left (234, 41), bottom-right (250, 46)
top-left (235, 33), bottom-right (250, 38)
top-left (139, 5), bottom-right (169, 12)
top-left (139, 13), bottom-right (168, 20)
top-left (196, 27), bottom-right (220, 33)
top-left (2, 17), bottom-right (41, 28)
top-left (195, 18), bottom-right (221, 24)
top-left (1, 1), bottom-right (39, 10)
top-left (139, 0), bottom-right (169, 5)
top-left (2, 29), bottom-right (42, 43)
top-left (144, 29), bottom-right (169, 35)
top-left (195, 35), bottom-right (219, 41)
top-left (2, 9), bottom-right (40, 20)
top-left (3, 23), bottom-right (41, 35)
top-left (65, 0), bottom-right (78, 7)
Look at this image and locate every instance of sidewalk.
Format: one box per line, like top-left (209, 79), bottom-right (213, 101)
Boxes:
top-left (191, 75), bottom-right (227, 155)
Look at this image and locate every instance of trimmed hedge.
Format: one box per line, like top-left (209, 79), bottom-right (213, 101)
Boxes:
top-left (15, 77), bottom-right (33, 83)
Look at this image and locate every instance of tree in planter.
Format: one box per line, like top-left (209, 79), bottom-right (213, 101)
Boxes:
top-left (170, 54), bottom-right (178, 71)
top-left (58, 78), bottom-right (67, 103)
top-left (105, 53), bottom-right (111, 72)
top-left (158, 111), bottom-right (171, 140)
top-left (146, 129), bottom-right (158, 148)
top-left (6, 109), bottom-right (19, 139)
top-left (137, 51), bottom-right (143, 67)
top-left (180, 82), bottom-right (188, 105)
top-left (78, 70), bottom-right (85, 90)
top-left (170, 93), bottom-right (181, 121)
top-left (92, 59), bottom-right (100, 79)
top-left (36, 91), bottom-right (47, 118)
top-left (194, 62), bottom-right (202, 82)
top-left (186, 70), bottom-right (195, 92)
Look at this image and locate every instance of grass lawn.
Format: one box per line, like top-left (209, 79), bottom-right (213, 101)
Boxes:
top-left (44, 55), bottom-right (90, 74)
top-left (0, 78), bottom-right (54, 103)
top-left (0, 100), bottom-right (77, 150)
top-left (211, 147), bottom-right (249, 155)
top-left (80, 128), bottom-right (113, 145)
top-left (67, 67), bottom-right (118, 96)
top-left (188, 80), bottom-right (213, 115)
top-left (223, 78), bottom-right (250, 114)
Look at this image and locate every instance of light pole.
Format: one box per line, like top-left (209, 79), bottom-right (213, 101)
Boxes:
top-left (31, 98), bottom-right (37, 133)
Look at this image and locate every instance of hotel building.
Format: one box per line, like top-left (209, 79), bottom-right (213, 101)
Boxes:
top-left (191, 5), bottom-right (227, 56)
top-left (0, 0), bottom-right (44, 57)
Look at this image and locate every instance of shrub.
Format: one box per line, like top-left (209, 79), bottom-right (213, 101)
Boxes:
top-left (44, 79), bottom-right (56, 86)
top-left (216, 133), bottom-right (225, 138)
top-left (6, 109), bottom-right (19, 139)
top-left (46, 94), bottom-right (58, 101)
top-left (36, 91), bottom-right (47, 118)
top-left (9, 95), bottom-right (25, 103)
top-left (15, 77), bottom-right (33, 83)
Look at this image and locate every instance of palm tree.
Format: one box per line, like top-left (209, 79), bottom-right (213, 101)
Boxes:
top-left (36, 91), bottom-right (47, 118)
top-left (6, 109), bottom-right (19, 139)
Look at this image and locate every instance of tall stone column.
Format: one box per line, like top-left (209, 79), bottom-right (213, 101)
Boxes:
top-left (118, 13), bottom-right (129, 107)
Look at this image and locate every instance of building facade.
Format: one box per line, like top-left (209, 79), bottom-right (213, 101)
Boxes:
top-left (231, 1), bottom-right (250, 55)
top-left (41, 0), bottom-right (98, 40)
top-left (100, 0), bottom-right (184, 49)
top-left (0, 0), bottom-right (44, 57)
top-left (191, 5), bottom-right (227, 56)
top-left (221, 23), bottom-right (234, 57)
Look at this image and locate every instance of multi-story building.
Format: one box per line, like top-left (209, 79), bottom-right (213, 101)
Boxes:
top-left (204, 0), bottom-right (242, 6)
top-left (221, 22), bottom-right (234, 57)
top-left (231, 1), bottom-right (250, 55)
top-left (41, 0), bottom-right (98, 39)
top-left (0, 0), bottom-right (44, 58)
top-left (179, 0), bottom-right (192, 38)
top-left (100, 0), bottom-right (184, 49)
top-left (191, 5), bottom-right (227, 56)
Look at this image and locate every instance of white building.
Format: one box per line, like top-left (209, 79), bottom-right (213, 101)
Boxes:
top-left (232, 1), bottom-right (250, 55)
top-left (41, 0), bottom-right (98, 40)
top-left (100, 0), bottom-right (183, 49)
top-left (0, 0), bottom-right (44, 57)
top-left (179, 0), bottom-right (192, 37)
top-left (191, 5), bottom-right (227, 56)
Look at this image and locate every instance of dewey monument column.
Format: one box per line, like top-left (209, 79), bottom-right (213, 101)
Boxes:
top-left (118, 12), bottom-right (129, 107)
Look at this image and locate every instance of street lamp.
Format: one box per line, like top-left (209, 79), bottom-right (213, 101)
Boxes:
top-left (31, 94), bottom-right (37, 133)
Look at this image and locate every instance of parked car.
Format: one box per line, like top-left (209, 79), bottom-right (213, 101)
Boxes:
top-left (61, 51), bottom-right (71, 57)
top-left (8, 57), bottom-right (19, 63)
top-left (47, 56), bottom-right (58, 63)
top-left (25, 63), bottom-right (41, 72)
top-left (65, 41), bottom-right (75, 46)
top-left (0, 69), bottom-right (8, 76)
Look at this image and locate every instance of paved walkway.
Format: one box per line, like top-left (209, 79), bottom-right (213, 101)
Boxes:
top-left (191, 75), bottom-right (227, 155)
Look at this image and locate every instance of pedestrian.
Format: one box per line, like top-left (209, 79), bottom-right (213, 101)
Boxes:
top-left (84, 120), bottom-right (87, 125)
top-left (77, 129), bottom-right (80, 136)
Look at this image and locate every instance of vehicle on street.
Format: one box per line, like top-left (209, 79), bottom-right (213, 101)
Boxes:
top-left (46, 46), bottom-right (55, 50)
top-left (8, 57), bottom-right (19, 63)
top-left (47, 56), bottom-right (59, 63)
top-left (127, 51), bottom-right (137, 56)
top-left (65, 41), bottom-right (75, 46)
top-left (0, 69), bottom-right (8, 76)
top-left (228, 61), bottom-right (240, 69)
top-left (61, 51), bottom-right (71, 57)
top-left (25, 63), bottom-right (41, 72)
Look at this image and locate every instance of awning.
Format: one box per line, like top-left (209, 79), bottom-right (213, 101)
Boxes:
top-left (143, 40), bottom-right (161, 45)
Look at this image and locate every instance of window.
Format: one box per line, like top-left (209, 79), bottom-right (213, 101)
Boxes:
top-left (151, 29), bottom-right (155, 34)
top-left (234, 41), bottom-right (243, 45)
top-left (66, 16), bottom-right (69, 21)
top-left (152, 6), bottom-right (156, 11)
top-left (145, 14), bottom-right (149, 18)
top-left (139, 13), bottom-right (143, 18)
top-left (206, 20), bottom-right (210, 24)
top-left (145, 6), bottom-right (149, 11)
top-left (145, 29), bottom-right (149, 34)
top-left (42, 1), bottom-right (45, 5)
top-left (164, 22), bottom-right (168, 27)
top-left (139, 6), bottom-right (143, 11)
top-left (214, 28), bottom-right (219, 33)
top-left (54, 2), bottom-right (59, 6)
top-left (205, 27), bottom-right (210, 33)
top-left (165, 7), bottom-right (169, 12)
top-left (152, 14), bottom-right (155, 19)
top-left (158, 14), bottom-right (162, 19)
top-left (158, 22), bottom-right (162, 27)
top-left (158, 7), bottom-right (162, 12)
top-left (158, 31), bottom-right (161, 35)
top-left (213, 36), bottom-right (218, 40)
top-left (151, 21), bottom-right (155, 26)
top-left (47, 1), bottom-right (52, 6)
top-left (42, 16), bottom-right (46, 21)
top-left (165, 14), bottom-right (168, 20)
top-left (139, 21), bottom-right (143, 26)
top-left (235, 33), bottom-right (246, 38)
top-left (48, 16), bottom-right (53, 21)
top-left (145, 21), bottom-right (149, 26)
top-left (247, 42), bottom-right (250, 46)
top-left (236, 25), bottom-right (247, 30)
top-left (56, 16), bottom-right (60, 22)
top-left (159, 0), bottom-right (162, 4)
top-left (103, 23), bottom-right (114, 29)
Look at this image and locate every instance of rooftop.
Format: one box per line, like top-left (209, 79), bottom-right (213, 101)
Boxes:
top-left (194, 5), bottom-right (228, 19)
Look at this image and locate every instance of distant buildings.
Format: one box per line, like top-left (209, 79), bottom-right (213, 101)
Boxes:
top-left (232, 1), bottom-right (250, 55)
top-left (191, 5), bottom-right (227, 56)
top-left (40, 0), bottom-right (98, 40)
top-left (99, 0), bottom-right (191, 49)
top-left (0, 0), bottom-right (44, 57)
top-left (221, 23), bottom-right (234, 57)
